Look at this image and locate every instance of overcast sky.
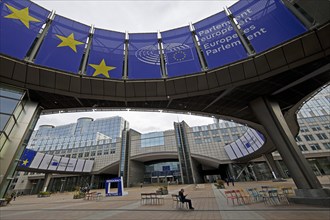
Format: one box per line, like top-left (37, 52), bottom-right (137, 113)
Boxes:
top-left (32, 0), bottom-right (238, 133)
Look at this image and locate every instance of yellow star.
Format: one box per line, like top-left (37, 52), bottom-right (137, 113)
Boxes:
top-left (22, 159), bottom-right (29, 166)
top-left (56, 33), bottom-right (84, 52)
top-left (4, 4), bottom-right (40, 29)
top-left (89, 59), bottom-right (116, 78)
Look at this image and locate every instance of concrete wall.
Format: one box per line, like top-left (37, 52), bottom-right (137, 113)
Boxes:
top-left (128, 160), bottom-right (145, 187)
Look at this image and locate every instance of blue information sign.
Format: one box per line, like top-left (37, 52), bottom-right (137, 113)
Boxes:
top-left (229, 0), bottom-right (307, 53)
top-left (193, 11), bottom-right (248, 70)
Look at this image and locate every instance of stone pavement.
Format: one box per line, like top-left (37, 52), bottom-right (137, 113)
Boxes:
top-left (1, 178), bottom-right (330, 220)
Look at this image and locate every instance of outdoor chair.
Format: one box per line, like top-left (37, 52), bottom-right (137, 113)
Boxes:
top-left (233, 189), bottom-right (247, 204)
top-left (224, 190), bottom-right (239, 205)
top-left (172, 194), bottom-right (189, 209)
top-left (247, 188), bottom-right (263, 203)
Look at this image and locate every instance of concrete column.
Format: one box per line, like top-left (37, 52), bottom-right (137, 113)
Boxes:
top-left (0, 101), bottom-right (40, 198)
top-left (228, 163), bottom-right (236, 179)
top-left (42, 174), bottom-right (52, 192)
top-left (275, 160), bottom-right (287, 178)
top-left (249, 97), bottom-right (321, 189)
top-left (263, 153), bottom-right (283, 179)
top-left (90, 175), bottom-right (94, 189)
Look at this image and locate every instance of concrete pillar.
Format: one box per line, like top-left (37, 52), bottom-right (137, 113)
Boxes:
top-left (228, 163), bottom-right (236, 179)
top-left (263, 153), bottom-right (283, 179)
top-left (0, 101), bottom-right (40, 198)
top-left (249, 97), bottom-right (321, 189)
top-left (90, 175), bottom-right (94, 189)
top-left (275, 160), bottom-right (287, 178)
top-left (42, 174), bottom-right (52, 192)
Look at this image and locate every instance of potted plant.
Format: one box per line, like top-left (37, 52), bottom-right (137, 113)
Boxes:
top-left (38, 191), bottom-right (51, 198)
top-left (215, 179), bottom-right (225, 189)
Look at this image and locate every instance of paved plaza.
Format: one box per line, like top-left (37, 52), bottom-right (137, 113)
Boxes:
top-left (1, 177), bottom-right (329, 220)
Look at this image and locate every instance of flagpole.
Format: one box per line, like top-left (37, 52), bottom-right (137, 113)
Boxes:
top-left (25, 11), bottom-right (55, 62)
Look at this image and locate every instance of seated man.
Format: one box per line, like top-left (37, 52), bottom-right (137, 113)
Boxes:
top-left (178, 189), bottom-right (194, 210)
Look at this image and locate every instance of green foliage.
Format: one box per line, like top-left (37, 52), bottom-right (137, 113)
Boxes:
top-left (215, 179), bottom-right (225, 189)
top-left (73, 190), bottom-right (85, 199)
top-left (38, 191), bottom-right (51, 197)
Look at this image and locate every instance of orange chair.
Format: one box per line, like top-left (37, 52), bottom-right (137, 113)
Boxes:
top-left (224, 190), bottom-right (239, 205)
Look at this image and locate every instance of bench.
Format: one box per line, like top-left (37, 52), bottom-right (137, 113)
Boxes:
top-left (0, 198), bottom-right (8, 206)
top-left (195, 184), bottom-right (205, 190)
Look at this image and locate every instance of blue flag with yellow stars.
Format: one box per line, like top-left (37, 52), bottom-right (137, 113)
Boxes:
top-left (34, 14), bottom-right (90, 74)
top-left (19, 149), bottom-right (37, 168)
top-left (86, 29), bottom-right (125, 79)
top-left (161, 26), bottom-right (202, 77)
top-left (0, 0), bottom-right (50, 59)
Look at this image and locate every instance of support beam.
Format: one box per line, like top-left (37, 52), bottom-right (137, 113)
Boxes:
top-left (250, 97), bottom-right (321, 189)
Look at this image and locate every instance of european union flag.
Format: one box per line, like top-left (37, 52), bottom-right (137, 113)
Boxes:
top-left (165, 47), bottom-right (194, 65)
top-left (0, 0), bottom-right (50, 59)
top-left (51, 161), bottom-right (59, 166)
top-left (86, 29), bottom-right (125, 79)
top-left (34, 14), bottom-right (90, 74)
top-left (245, 142), bottom-right (252, 148)
top-left (19, 149), bottom-right (37, 167)
top-left (128, 33), bottom-right (162, 79)
top-left (161, 26), bottom-right (201, 77)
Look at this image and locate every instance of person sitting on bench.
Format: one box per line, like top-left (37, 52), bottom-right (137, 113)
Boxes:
top-left (178, 188), bottom-right (194, 210)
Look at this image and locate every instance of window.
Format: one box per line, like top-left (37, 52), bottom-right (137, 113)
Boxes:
top-left (295, 136), bottom-right (302, 142)
top-left (110, 149), bottom-right (115, 154)
top-left (303, 135), bottom-right (315, 141)
top-left (323, 142), bottom-right (330, 149)
top-left (311, 126), bottom-right (322, 131)
top-left (310, 143), bottom-right (321, 150)
top-left (84, 152), bottom-right (89, 157)
top-left (97, 150), bottom-right (103, 156)
top-left (213, 136), bottom-right (221, 142)
top-left (300, 126), bottom-right (309, 132)
top-left (91, 151), bottom-right (96, 156)
top-left (298, 144), bottom-right (308, 151)
top-left (316, 133), bottom-right (328, 140)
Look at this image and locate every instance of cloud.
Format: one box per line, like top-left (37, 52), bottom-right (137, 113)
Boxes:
top-left (36, 111), bottom-right (215, 133)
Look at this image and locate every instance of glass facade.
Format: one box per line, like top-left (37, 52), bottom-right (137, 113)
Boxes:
top-left (144, 161), bottom-right (181, 184)
top-left (0, 84), bottom-right (25, 134)
top-left (28, 116), bottom-right (127, 153)
top-left (141, 132), bottom-right (165, 147)
top-left (11, 86), bottom-right (330, 193)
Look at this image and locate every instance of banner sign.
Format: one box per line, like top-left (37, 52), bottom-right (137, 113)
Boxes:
top-left (0, 0), bottom-right (49, 59)
top-left (18, 148), bottom-right (94, 173)
top-left (86, 29), bottom-right (125, 79)
top-left (35, 14), bottom-right (90, 73)
top-left (224, 128), bottom-right (265, 160)
top-left (161, 26), bottom-right (201, 77)
top-left (229, 0), bottom-right (307, 53)
top-left (193, 11), bottom-right (247, 69)
top-left (128, 33), bottom-right (162, 79)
